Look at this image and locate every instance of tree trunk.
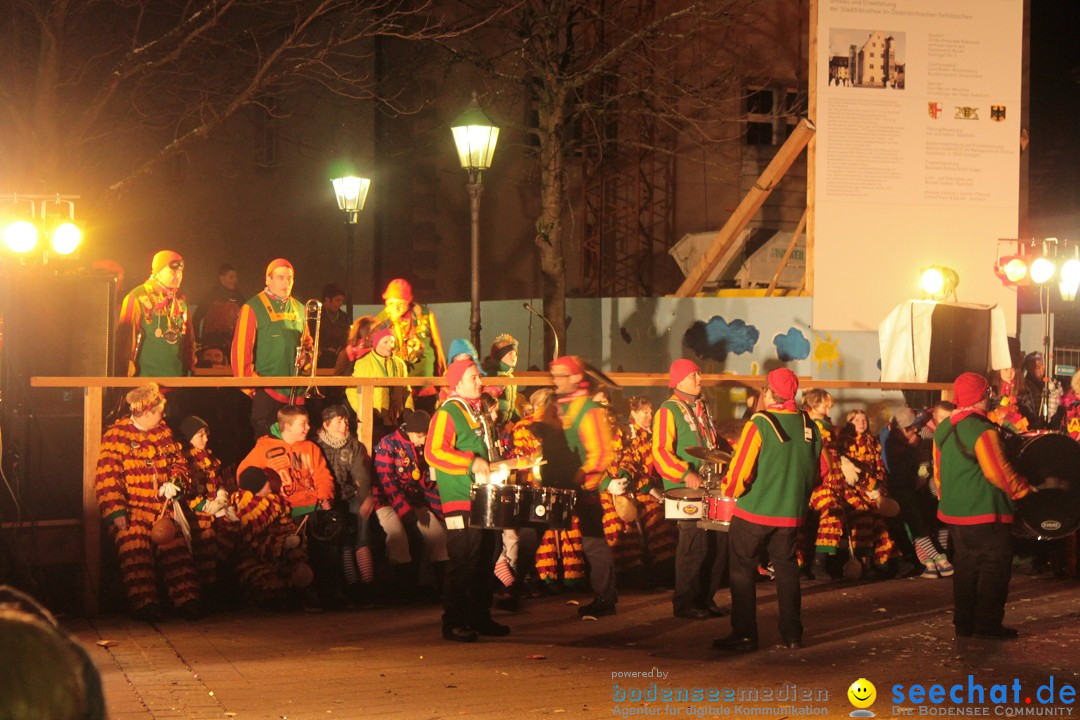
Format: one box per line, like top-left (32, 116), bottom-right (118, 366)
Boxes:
top-left (534, 91), bottom-right (567, 363)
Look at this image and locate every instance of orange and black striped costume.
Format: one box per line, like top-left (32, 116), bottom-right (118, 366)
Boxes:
top-left (839, 431), bottom-right (896, 566)
top-left (94, 419), bottom-right (199, 612)
top-left (616, 424), bottom-right (676, 565)
top-left (511, 415), bottom-right (586, 585)
top-left (231, 489), bottom-right (309, 593)
top-left (185, 446), bottom-right (240, 588)
top-left (806, 418), bottom-right (845, 557)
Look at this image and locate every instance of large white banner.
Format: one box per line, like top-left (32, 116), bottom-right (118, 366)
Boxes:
top-left (813, 0), bottom-right (1022, 332)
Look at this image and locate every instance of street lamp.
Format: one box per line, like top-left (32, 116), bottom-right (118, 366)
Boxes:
top-left (450, 94), bottom-right (499, 351)
top-left (331, 175), bottom-right (371, 310)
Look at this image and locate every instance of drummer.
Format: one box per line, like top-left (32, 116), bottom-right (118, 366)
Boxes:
top-left (550, 355), bottom-right (619, 618)
top-left (652, 359), bottom-right (728, 620)
top-left (933, 372), bottom-right (1033, 640)
top-left (424, 358), bottom-right (511, 642)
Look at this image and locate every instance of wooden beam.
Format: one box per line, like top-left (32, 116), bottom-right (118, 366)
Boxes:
top-left (358, 385), bottom-right (375, 452)
top-left (765, 209), bottom-right (808, 297)
top-left (674, 118), bottom-right (816, 297)
top-left (83, 386), bottom-right (103, 615)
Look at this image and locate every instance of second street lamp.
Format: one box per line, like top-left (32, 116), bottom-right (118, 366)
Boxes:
top-left (331, 175), bottom-right (372, 310)
top-left (450, 95), bottom-right (499, 351)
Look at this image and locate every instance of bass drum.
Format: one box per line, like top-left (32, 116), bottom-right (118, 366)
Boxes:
top-left (1005, 431), bottom-right (1080, 539)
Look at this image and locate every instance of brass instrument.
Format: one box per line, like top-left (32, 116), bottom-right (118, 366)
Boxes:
top-left (290, 299), bottom-right (323, 403)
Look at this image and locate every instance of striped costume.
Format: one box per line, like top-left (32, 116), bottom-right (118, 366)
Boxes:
top-left (512, 416), bottom-right (586, 585)
top-left (94, 419), bottom-right (199, 612)
top-left (185, 446), bottom-right (240, 588)
top-left (806, 418), bottom-right (845, 555)
top-left (600, 424), bottom-right (644, 572)
top-left (231, 290), bottom-right (305, 403)
top-left (838, 431), bottom-right (896, 566)
top-left (231, 489), bottom-right (309, 593)
top-left (116, 280), bottom-right (196, 377)
top-left (617, 424), bottom-right (676, 565)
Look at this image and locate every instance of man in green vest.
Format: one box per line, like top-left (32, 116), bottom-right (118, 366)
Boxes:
top-left (550, 355), bottom-right (618, 618)
top-left (116, 250), bottom-right (196, 379)
top-left (933, 372), bottom-right (1033, 639)
top-left (425, 358), bottom-right (510, 642)
top-left (715, 368), bottom-right (823, 652)
top-left (652, 358), bottom-right (726, 620)
top-left (231, 258), bottom-right (306, 438)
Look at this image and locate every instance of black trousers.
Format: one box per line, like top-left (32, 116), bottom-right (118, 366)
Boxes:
top-left (673, 522), bottom-right (726, 610)
top-left (575, 492), bottom-right (617, 604)
top-left (949, 523), bottom-right (1013, 633)
top-left (728, 517), bottom-right (801, 643)
top-left (442, 516), bottom-right (496, 631)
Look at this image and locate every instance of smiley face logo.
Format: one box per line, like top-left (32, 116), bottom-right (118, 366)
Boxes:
top-left (847, 678), bottom-right (877, 716)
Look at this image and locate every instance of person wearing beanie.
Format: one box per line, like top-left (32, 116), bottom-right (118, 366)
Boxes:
top-left (115, 250), bottom-right (196, 379)
top-left (94, 384), bottom-right (201, 622)
top-left (482, 333), bottom-right (522, 425)
top-left (374, 278), bottom-right (446, 413)
top-left (424, 359), bottom-right (509, 642)
top-left (315, 404), bottom-right (375, 603)
top-left (178, 415), bottom-right (242, 603)
top-left (346, 323), bottom-right (414, 444)
top-left (714, 367), bottom-right (824, 653)
top-left (549, 355), bottom-right (619, 619)
top-left (373, 408), bottom-right (448, 603)
top-left (651, 359), bottom-right (727, 620)
top-left (231, 258), bottom-right (306, 438)
top-left (933, 371), bottom-right (1034, 639)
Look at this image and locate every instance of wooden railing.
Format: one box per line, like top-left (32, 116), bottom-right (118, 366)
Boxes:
top-left (28, 372), bottom-right (951, 613)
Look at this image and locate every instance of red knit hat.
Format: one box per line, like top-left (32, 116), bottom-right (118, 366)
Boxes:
top-left (445, 358), bottom-right (476, 390)
top-left (151, 250), bottom-right (183, 274)
top-left (382, 278), bottom-right (413, 302)
top-left (369, 325), bottom-right (394, 349)
top-left (549, 355), bottom-right (585, 376)
top-left (265, 258), bottom-right (294, 277)
top-left (953, 372), bottom-right (989, 407)
top-left (767, 367), bottom-right (799, 401)
top-left (668, 358), bottom-right (701, 388)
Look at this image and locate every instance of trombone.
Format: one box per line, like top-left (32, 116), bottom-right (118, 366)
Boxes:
top-left (290, 299), bottom-right (323, 403)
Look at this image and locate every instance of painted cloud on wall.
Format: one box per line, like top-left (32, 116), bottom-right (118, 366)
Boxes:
top-left (773, 328), bottom-right (811, 362)
top-left (684, 316), bottom-right (760, 361)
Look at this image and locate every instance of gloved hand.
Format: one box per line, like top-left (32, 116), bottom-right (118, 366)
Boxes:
top-left (283, 534), bottom-right (301, 550)
top-left (202, 488), bottom-right (230, 517)
top-left (649, 488), bottom-right (663, 502)
top-left (839, 456), bottom-right (861, 487)
top-left (225, 507), bottom-right (240, 523)
top-left (158, 482), bottom-right (180, 500)
top-left (867, 489), bottom-right (881, 502)
top-left (607, 477), bottom-right (629, 496)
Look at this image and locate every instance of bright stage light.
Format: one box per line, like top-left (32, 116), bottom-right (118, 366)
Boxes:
top-left (920, 267), bottom-right (944, 295)
top-left (4, 220), bottom-right (39, 253)
top-left (994, 255), bottom-right (1028, 285)
top-left (1030, 257), bottom-right (1056, 285)
top-left (920, 265), bottom-right (959, 300)
top-left (51, 222), bottom-right (82, 255)
top-left (1060, 258), bottom-right (1080, 302)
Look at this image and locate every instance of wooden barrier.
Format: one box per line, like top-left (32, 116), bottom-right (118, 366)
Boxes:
top-left (29, 372), bottom-right (950, 613)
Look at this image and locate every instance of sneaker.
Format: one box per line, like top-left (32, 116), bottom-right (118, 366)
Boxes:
top-left (934, 556), bottom-right (955, 577)
top-left (578, 600), bottom-right (617, 618)
top-left (442, 626), bottom-right (479, 643)
top-left (920, 565), bottom-right (940, 579)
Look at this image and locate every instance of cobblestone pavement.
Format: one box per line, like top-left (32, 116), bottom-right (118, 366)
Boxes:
top-left (65, 573), bottom-right (1080, 719)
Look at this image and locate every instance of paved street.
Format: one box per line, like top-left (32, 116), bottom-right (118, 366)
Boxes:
top-left (63, 572), bottom-right (1079, 720)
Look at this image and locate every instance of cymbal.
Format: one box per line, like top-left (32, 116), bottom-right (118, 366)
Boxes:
top-left (686, 446), bottom-right (733, 464)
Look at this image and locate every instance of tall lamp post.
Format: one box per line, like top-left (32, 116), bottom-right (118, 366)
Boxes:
top-left (450, 95), bottom-right (499, 351)
top-left (331, 175), bottom-right (372, 309)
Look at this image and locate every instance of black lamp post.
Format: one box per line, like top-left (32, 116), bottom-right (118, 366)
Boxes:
top-left (331, 176), bottom-right (371, 310)
top-left (450, 95), bottom-right (500, 351)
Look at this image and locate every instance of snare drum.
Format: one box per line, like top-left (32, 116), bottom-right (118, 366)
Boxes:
top-left (470, 483), bottom-right (521, 529)
top-left (664, 488), bottom-right (704, 520)
top-left (518, 486), bottom-right (552, 526)
top-left (698, 490), bottom-right (736, 531)
top-left (545, 488), bottom-right (577, 530)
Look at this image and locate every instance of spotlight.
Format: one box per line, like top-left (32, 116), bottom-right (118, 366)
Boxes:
top-left (50, 222), bottom-right (82, 255)
top-left (4, 220), bottom-right (39, 254)
top-left (920, 265), bottom-right (959, 300)
top-left (1030, 257), bottom-right (1056, 285)
top-left (994, 255), bottom-right (1028, 286)
top-left (1060, 258), bottom-right (1080, 302)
